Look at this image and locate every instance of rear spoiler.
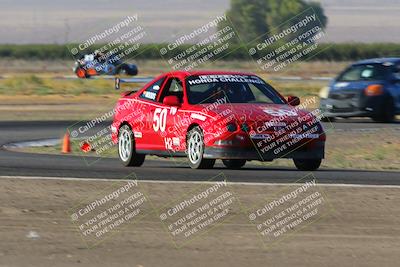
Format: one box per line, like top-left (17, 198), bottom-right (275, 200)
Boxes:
top-left (115, 77), bottom-right (154, 90)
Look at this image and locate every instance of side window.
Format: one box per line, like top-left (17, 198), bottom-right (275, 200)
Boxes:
top-left (159, 78), bottom-right (184, 103)
top-left (139, 77), bottom-right (165, 102)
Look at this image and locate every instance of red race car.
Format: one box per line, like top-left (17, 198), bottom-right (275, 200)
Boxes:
top-left (111, 71), bottom-right (326, 170)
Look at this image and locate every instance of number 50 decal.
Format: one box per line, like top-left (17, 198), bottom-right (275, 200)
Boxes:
top-left (153, 108), bottom-right (167, 132)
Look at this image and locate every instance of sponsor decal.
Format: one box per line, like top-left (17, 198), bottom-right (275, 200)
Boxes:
top-left (251, 134), bottom-right (272, 140)
top-left (288, 133), bottom-right (319, 139)
top-left (134, 131), bottom-right (142, 138)
top-left (172, 137), bottom-right (180, 146)
top-left (263, 108), bottom-right (297, 117)
top-left (143, 91), bottom-right (157, 100)
top-left (164, 137), bottom-right (180, 150)
top-left (187, 75), bottom-right (265, 85)
top-left (265, 121), bottom-right (287, 127)
top-left (191, 113), bottom-right (207, 121)
top-left (170, 107), bottom-right (177, 115)
top-left (153, 108), bottom-right (168, 132)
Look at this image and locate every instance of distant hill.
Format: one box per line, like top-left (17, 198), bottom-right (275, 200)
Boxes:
top-left (0, 0), bottom-right (399, 44)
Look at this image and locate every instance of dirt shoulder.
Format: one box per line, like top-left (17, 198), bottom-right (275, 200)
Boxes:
top-left (0, 95), bottom-right (119, 121)
top-left (0, 177), bottom-right (399, 267)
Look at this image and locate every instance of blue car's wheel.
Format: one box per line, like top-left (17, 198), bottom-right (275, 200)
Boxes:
top-left (372, 97), bottom-right (396, 123)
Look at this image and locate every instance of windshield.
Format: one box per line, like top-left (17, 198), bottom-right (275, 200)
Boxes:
top-left (337, 64), bottom-right (388, 81)
top-left (186, 75), bottom-right (285, 104)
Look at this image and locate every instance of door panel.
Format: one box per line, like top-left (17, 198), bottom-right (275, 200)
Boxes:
top-left (159, 77), bottom-right (185, 153)
top-left (134, 77), bottom-right (166, 150)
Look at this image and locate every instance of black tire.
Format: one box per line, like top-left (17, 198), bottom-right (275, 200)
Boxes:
top-left (222, 159), bottom-right (246, 169)
top-left (293, 159), bottom-right (322, 171)
top-left (321, 116), bottom-right (335, 122)
top-left (118, 125), bottom-right (145, 167)
top-left (372, 97), bottom-right (396, 123)
top-left (186, 127), bottom-right (215, 169)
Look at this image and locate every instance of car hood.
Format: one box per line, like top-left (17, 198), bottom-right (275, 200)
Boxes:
top-left (198, 103), bottom-right (311, 122)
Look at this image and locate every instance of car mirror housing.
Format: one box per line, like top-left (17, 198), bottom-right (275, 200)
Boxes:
top-left (288, 96), bottom-right (300, 106)
top-left (163, 95), bottom-right (181, 107)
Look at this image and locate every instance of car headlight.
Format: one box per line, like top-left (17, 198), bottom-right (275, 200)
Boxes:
top-left (319, 86), bottom-right (329, 99)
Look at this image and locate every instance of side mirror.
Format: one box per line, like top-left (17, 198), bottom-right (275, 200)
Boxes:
top-left (163, 95), bottom-right (181, 107)
top-left (288, 96), bottom-right (300, 106)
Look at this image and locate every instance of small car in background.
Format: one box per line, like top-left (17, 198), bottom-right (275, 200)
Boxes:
top-left (319, 58), bottom-right (400, 122)
top-left (73, 51), bottom-right (138, 78)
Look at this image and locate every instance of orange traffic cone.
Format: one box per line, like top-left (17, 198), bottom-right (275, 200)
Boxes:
top-left (61, 133), bottom-right (71, 153)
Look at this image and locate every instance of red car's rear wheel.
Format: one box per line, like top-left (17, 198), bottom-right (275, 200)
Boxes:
top-left (118, 125), bottom-right (145, 167)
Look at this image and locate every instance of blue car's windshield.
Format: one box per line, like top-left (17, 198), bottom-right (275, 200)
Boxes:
top-left (337, 64), bottom-right (389, 82)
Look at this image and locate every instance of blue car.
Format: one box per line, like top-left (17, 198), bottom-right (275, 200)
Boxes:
top-left (319, 58), bottom-right (400, 122)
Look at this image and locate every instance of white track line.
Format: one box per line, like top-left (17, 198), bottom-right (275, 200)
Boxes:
top-left (1, 175), bottom-right (400, 189)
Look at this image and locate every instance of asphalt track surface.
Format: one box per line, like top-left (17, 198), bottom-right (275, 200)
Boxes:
top-left (0, 120), bottom-right (399, 185)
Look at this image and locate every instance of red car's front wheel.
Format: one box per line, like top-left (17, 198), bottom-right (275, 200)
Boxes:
top-left (186, 127), bottom-right (215, 169)
top-left (293, 159), bottom-right (321, 171)
top-left (222, 159), bottom-right (246, 169)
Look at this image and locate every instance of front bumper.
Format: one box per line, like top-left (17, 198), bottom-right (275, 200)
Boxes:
top-left (320, 95), bottom-right (386, 118)
top-left (203, 141), bottom-right (325, 161)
